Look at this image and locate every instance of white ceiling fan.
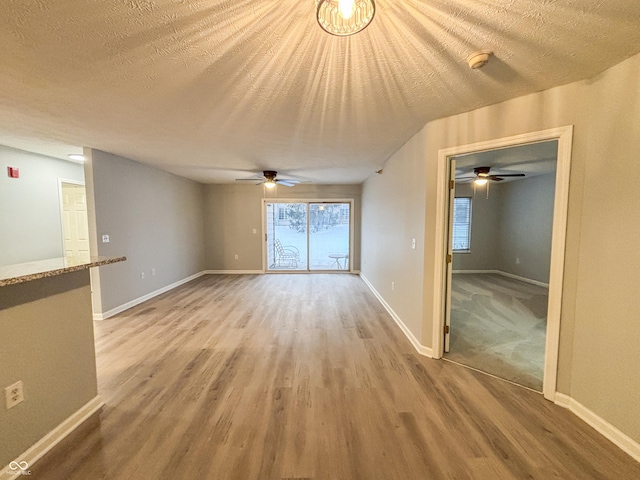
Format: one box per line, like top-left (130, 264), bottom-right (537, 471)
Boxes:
top-left (235, 170), bottom-right (301, 189)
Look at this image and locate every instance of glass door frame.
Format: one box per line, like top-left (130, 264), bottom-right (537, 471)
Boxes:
top-left (261, 198), bottom-right (355, 273)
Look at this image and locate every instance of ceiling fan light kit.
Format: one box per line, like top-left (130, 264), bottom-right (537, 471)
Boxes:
top-left (235, 170), bottom-right (301, 188)
top-left (316, 0), bottom-right (375, 36)
top-left (456, 166), bottom-right (526, 186)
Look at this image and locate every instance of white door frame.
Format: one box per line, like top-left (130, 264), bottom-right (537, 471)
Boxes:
top-left (261, 198), bottom-right (355, 273)
top-left (431, 126), bottom-right (573, 401)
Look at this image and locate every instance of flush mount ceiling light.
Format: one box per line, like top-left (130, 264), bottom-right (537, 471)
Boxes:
top-left (316, 0), bottom-right (375, 36)
top-left (467, 50), bottom-right (493, 70)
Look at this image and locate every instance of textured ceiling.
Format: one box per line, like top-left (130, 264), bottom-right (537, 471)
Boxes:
top-left (1, 1), bottom-right (639, 184)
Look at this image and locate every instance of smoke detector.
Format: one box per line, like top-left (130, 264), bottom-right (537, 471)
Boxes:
top-left (467, 50), bottom-right (493, 70)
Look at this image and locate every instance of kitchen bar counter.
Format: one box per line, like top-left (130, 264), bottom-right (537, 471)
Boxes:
top-left (1, 254), bottom-right (125, 467)
top-left (0, 255), bottom-right (126, 287)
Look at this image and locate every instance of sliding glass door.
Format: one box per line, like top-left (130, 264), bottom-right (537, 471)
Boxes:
top-left (309, 203), bottom-right (350, 270)
top-left (265, 201), bottom-right (351, 272)
top-left (265, 202), bottom-right (308, 271)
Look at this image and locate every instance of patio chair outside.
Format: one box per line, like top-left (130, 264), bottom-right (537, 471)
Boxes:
top-left (275, 239), bottom-right (300, 268)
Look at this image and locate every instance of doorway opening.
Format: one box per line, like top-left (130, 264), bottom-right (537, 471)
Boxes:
top-left (264, 200), bottom-right (352, 272)
top-left (433, 126), bottom-right (573, 401)
top-left (444, 141), bottom-right (558, 391)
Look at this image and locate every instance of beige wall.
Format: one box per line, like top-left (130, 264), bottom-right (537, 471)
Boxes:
top-left (0, 270), bottom-right (97, 467)
top-left (361, 138), bottom-right (426, 341)
top-left (569, 53), bottom-right (640, 441)
top-left (86, 150), bottom-right (206, 314)
top-left (204, 184), bottom-right (264, 270)
top-left (362, 52), bottom-right (640, 443)
top-left (204, 183), bottom-right (362, 271)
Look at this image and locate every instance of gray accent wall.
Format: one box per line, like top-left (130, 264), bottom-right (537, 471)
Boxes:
top-left (361, 51), bottom-right (640, 444)
top-left (453, 173), bottom-right (556, 284)
top-left (0, 146), bottom-right (84, 265)
top-left (204, 183), bottom-right (362, 271)
top-left (452, 183), bottom-right (502, 272)
top-left (497, 173), bottom-right (555, 282)
top-left (85, 150), bottom-right (206, 314)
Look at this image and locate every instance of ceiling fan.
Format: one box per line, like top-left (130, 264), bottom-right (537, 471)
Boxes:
top-left (456, 166), bottom-right (525, 185)
top-left (235, 170), bottom-right (301, 189)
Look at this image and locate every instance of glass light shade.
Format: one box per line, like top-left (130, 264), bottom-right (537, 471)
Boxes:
top-left (264, 181), bottom-right (277, 189)
top-left (474, 178), bottom-right (488, 186)
top-left (316, 0), bottom-right (375, 36)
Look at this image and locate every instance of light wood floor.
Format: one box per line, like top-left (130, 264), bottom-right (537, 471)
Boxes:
top-left (32, 274), bottom-right (640, 479)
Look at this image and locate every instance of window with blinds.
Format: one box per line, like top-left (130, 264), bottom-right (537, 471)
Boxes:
top-left (452, 197), bottom-right (472, 252)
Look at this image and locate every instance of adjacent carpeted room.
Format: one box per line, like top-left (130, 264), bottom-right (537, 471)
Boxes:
top-left (445, 273), bottom-right (548, 391)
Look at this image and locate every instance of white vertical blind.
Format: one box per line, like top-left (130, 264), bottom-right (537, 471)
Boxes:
top-left (452, 197), bottom-right (472, 251)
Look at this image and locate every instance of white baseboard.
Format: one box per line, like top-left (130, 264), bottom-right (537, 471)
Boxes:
top-left (93, 271), bottom-right (208, 320)
top-left (453, 269), bottom-right (549, 288)
top-left (554, 392), bottom-right (571, 408)
top-left (359, 273), bottom-right (432, 358)
top-left (555, 393), bottom-right (640, 463)
top-left (204, 270), bottom-right (264, 275)
top-left (1, 396), bottom-right (104, 480)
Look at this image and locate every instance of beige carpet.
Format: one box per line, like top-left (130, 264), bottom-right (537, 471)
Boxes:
top-left (444, 273), bottom-right (548, 391)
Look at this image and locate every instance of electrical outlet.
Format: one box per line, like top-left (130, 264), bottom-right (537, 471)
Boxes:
top-left (516, 257), bottom-right (520, 264)
top-left (411, 238), bottom-right (416, 249)
top-left (5, 381), bottom-right (24, 410)
top-left (252, 228), bottom-right (257, 234)
top-left (151, 268), bottom-right (156, 276)
top-left (234, 254), bottom-right (239, 260)
top-left (102, 234), bottom-right (110, 243)
top-left (140, 271), bottom-right (145, 279)
top-left (391, 281), bottom-right (395, 291)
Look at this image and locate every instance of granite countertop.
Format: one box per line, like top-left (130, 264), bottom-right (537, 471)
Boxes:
top-left (0, 255), bottom-right (127, 287)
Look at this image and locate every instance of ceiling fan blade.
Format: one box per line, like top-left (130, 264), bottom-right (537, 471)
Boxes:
top-left (455, 176), bottom-right (476, 180)
top-left (493, 173), bottom-right (526, 177)
top-left (488, 176), bottom-right (504, 181)
top-left (276, 181), bottom-right (296, 187)
top-left (276, 178), bottom-right (301, 184)
top-left (235, 177), bottom-right (264, 181)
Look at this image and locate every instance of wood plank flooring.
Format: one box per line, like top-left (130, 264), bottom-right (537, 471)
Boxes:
top-left (31, 274), bottom-right (640, 479)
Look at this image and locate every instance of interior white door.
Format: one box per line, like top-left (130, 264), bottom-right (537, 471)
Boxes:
top-left (61, 182), bottom-right (90, 258)
top-left (444, 159), bottom-right (456, 352)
